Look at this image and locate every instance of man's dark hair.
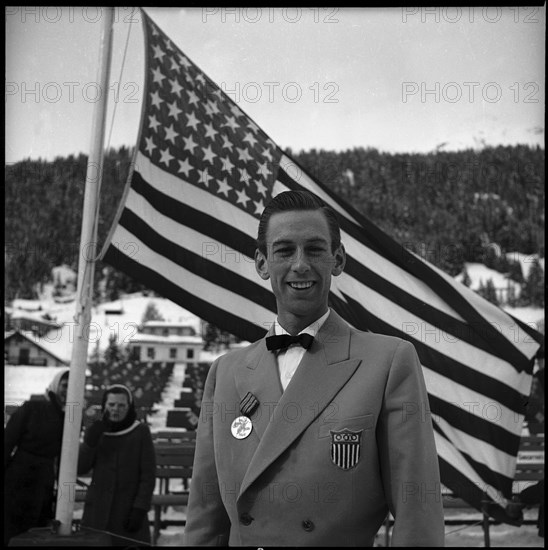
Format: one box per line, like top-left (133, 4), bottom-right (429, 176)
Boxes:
top-left (257, 190), bottom-right (341, 255)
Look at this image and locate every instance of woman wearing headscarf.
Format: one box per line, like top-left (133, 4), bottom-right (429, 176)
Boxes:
top-left (4, 369), bottom-right (69, 544)
top-left (78, 384), bottom-right (156, 545)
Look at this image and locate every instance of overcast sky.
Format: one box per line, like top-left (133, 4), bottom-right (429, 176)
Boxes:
top-left (5, 6), bottom-right (545, 164)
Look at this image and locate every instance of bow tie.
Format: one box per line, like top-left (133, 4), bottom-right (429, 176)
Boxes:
top-left (266, 333), bottom-right (314, 352)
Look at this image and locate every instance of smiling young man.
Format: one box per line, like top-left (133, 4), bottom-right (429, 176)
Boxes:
top-left (184, 190), bottom-right (445, 547)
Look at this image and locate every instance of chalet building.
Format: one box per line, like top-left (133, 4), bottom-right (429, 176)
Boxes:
top-left (8, 313), bottom-right (62, 338)
top-left (4, 329), bottom-right (69, 366)
top-left (128, 322), bottom-right (203, 364)
top-left (140, 320), bottom-right (198, 337)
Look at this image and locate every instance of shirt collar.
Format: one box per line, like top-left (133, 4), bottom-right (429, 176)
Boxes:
top-left (273, 308), bottom-right (331, 338)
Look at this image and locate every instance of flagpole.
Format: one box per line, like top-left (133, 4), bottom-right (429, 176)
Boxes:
top-left (55, 7), bottom-right (114, 536)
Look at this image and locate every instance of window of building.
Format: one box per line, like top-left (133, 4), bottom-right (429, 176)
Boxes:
top-left (147, 347), bottom-right (155, 359)
top-left (169, 347), bottom-right (177, 359)
top-left (186, 348), bottom-right (194, 359)
top-left (131, 346), bottom-right (141, 360)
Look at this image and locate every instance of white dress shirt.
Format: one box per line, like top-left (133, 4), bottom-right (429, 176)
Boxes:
top-left (273, 309), bottom-right (331, 391)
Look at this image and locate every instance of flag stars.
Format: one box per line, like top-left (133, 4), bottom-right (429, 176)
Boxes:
top-left (205, 100), bottom-right (220, 116)
top-left (187, 90), bottom-right (199, 107)
top-left (220, 156), bottom-right (235, 173)
top-left (152, 44), bottom-right (165, 61)
top-left (169, 56), bottom-right (181, 72)
top-left (247, 120), bottom-right (260, 133)
top-left (198, 168), bottom-right (213, 188)
top-left (238, 167), bottom-right (251, 186)
top-left (159, 148), bottom-right (174, 167)
top-left (223, 115), bottom-right (239, 132)
top-left (152, 66), bottom-right (166, 85)
top-left (216, 177), bottom-right (231, 197)
top-left (257, 160), bottom-right (271, 179)
top-left (178, 54), bottom-right (192, 70)
top-left (237, 147), bottom-right (253, 163)
top-left (235, 188), bottom-right (250, 207)
top-left (230, 103), bottom-right (244, 119)
top-left (243, 132), bottom-right (258, 148)
top-left (202, 145), bottom-right (216, 165)
top-left (150, 91), bottom-right (162, 109)
top-left (203, 122), bottom-right (218, 141)
top-left (148, 114), bottom-right (161, 132)
top-left (164, 124), bottom-right (178, 144)
top-left (186, 111), bottom-right (201, 131)
top-left (262, 147), bottom-right (273, 162)
top-left (183, 135), bottom-right (198, 154)
top-left (255, 180), bottom-right (267, 197)
top-left (144, 136), bottom-right (156, 156)
top-left (253, 199), bottom-right (265, 215)
top-left (221, 135), bottom-right (234, 151)
top-left (170, 77), bottom-right (184, 97)
top-left (178, 158), bottom-right (193, 178)
top-left (167, 101), bottom-right (182, 120)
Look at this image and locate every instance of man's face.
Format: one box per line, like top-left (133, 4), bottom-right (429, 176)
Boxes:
top-left (255, 209), bottom-right (345, 328)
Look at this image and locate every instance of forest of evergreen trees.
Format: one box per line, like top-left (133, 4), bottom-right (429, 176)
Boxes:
top-left (5, 144), bottom-right (544, 306)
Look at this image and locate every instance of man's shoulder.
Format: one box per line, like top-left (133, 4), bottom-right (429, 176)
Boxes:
top-left (348, 326), bottom-right (413, 352)
top-left (215, 339), bottom-right (264, 365)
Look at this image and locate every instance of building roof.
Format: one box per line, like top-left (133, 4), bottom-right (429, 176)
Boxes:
top-left (142, 320), bottom-right (197, 328)
top-left (4, 329), bottom-right (70, 365)
top-left (129, 333), bottom-right (203, 345)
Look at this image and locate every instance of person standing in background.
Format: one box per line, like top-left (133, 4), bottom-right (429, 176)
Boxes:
top-left (78, 384), bottom-right (155, 545)
top-left (4, 369), bottom-right (69, 544)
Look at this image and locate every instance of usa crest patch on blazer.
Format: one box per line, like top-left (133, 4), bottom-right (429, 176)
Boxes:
top-left (330, 429), bottom-right (363, 469)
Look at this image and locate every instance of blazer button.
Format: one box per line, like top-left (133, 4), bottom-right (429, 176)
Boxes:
top-left (240, 512), bottom-right (254, 526)
top-left (302, 519), bottom-right (315, 532)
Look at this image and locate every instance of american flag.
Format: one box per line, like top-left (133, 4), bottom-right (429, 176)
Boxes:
top-left (102, 10), bottom-right (543, 517)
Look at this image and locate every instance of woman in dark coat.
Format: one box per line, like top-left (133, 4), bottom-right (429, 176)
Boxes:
top-left (4, 369), bottom-right (69, 545)
top-left (78, 384), bottom-right (156, 545)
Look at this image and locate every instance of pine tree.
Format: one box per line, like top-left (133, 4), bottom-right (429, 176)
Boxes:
top-left (477, 278), bottom-right (499, 305)
top-left (520, 258), bottom-right (545, 307)
top-left (141, 301), bottom-right (164, 325)
top-left (203, 323), bottom-right (220, 351)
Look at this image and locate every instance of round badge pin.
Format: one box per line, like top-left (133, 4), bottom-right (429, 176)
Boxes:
top-left (231, 415), bottom-right (253, 439)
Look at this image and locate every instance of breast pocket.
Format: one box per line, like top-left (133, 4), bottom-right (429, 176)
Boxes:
top-left (317, 413), bottom-right (375, 439)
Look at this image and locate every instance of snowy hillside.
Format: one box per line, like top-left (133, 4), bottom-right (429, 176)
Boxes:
top-left (9, 292), bottom-right (205, 363)
top-left (7, 252), bottom-right (544, 365)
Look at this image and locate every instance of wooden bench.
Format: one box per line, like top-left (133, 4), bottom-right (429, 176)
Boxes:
top-left (151, 434), bottom-right (196, 545)
top-left (166, 408), bottom-right (199, 430)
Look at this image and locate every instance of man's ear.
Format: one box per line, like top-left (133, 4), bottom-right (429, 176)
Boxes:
top-left (331, 244), bottom-right (346, 277)
top-left (255, 248), bottom-right (270, 280)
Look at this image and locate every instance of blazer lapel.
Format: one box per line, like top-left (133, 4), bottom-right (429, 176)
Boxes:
top-left (233, 329), bottom-right (282, 443)
top-left (238, 310), bottom-right (361, 499)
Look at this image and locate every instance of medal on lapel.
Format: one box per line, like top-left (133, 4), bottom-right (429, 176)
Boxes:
top-left (231, 392), bottom-right (259, 440)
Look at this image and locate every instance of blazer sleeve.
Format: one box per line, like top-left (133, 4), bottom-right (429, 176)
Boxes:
top-left (132, 423), bottom-right (156, 510)
top-left (377, 340), bottom-right (445, 546)
top-left (184, 359), bottom-right (231, 546)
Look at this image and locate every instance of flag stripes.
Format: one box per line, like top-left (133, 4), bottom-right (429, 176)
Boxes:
top-left (103, 244), bottom-right (270, 343)
top-left (101, 9), bottom-right (542, 514)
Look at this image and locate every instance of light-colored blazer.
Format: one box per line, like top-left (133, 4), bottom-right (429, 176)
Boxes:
top-left (184, 310), bottom-right (445, 546)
